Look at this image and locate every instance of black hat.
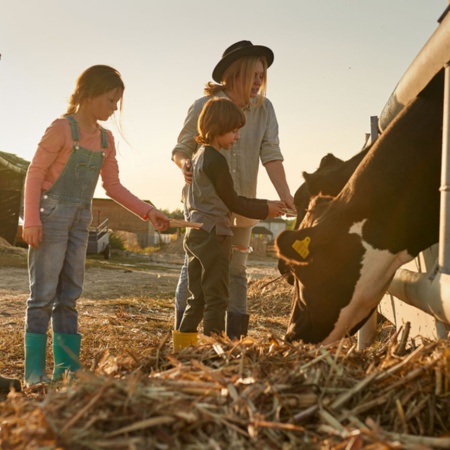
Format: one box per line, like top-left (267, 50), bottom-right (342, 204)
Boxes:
top-left (212, 40), bottom-right (274, 82)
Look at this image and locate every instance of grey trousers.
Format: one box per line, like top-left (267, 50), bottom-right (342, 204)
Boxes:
top-left (179, 228), bottom-right (232, 336)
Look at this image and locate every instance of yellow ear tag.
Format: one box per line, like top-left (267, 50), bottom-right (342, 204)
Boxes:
top-left (292, 237), bottom-right (311, 259)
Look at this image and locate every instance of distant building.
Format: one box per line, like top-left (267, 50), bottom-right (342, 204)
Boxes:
top-left (250, 218), bottom-right (287, 256)
top-left (0, 150), bottom-right (160, 249)
top-left (91, 198), bottom-right (158, 248)
top-left (0, 151), bottom-right (29, 245)
top-left (252, 218), bottom-right (286, 242)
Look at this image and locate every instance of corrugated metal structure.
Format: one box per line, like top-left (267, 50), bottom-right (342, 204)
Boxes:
top-left (0, 151), bottom-right (29, 245)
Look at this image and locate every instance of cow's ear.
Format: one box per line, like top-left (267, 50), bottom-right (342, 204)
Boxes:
top-left (276, 227), bottom-right (319, 264)
top-left (302, 171), bottom-right (312, 182)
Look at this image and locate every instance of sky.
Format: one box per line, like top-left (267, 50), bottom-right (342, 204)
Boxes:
top-left (0, 0), bottom-right (447, 213)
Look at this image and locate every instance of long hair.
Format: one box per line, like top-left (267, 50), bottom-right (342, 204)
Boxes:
top-left (65, 65), bottom-right (125, 116)
top-left (204, 56), bottom-right (268, 107)
top-left (196, 97), bottom-right (246, 146)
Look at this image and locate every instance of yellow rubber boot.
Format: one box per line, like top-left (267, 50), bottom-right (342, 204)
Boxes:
top-left (172, 330), bottom-right (198, 351)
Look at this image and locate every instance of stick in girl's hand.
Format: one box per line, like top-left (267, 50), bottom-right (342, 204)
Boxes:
top-left (169, 219), bottom-right (203, 229)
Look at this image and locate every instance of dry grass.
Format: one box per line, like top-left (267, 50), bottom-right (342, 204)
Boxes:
top-left (1, 242), bottom-right (450, 449)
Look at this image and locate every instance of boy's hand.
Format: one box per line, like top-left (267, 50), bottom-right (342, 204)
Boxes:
top-left (267, 200), bottom-right (286, 218)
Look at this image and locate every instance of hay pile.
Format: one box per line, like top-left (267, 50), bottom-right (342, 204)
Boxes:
top-left (1, 253), bottom-right (449, 449)
top-left (0, 237), bottom-right (27, 256)
top-left (1, 327), bottom-right (450, 449)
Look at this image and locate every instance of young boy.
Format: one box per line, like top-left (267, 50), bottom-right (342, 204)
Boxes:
top-left (174, 97), bottom-right (285, 348)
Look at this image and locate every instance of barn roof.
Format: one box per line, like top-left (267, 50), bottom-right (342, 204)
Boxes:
top-left (0, 150), bottom-right (30, 175)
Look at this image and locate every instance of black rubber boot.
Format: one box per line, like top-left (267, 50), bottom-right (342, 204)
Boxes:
top-left (0, 374), bottom-right (21, 392)
top-left (226, 312), bottom-right (250, 340)
top-left (241, 314), bottom-right (250, 336)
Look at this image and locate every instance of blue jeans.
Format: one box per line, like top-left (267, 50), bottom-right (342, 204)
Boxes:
top-left (25, 199), bottom-right (91, 335)
top-left (175, 226), bottom-right (252, 315)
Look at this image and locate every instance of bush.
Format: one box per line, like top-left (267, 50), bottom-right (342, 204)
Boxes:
top-left (109, 232), bottom-right (126, 251)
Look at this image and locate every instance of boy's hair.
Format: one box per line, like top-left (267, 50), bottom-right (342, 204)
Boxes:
top-left (204, 56), bottom-right (268, 107)
top-left (66, 65), bottom-right (125, 115)
top-left (196, 97), bottom-right (246, 145)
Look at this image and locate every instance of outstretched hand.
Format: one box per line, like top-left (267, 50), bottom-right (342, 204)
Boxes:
top-left (281, 193), bottom-right (296, 213)
top-left (267, 200), bottom-right (286, 218)
top-left (147, 208), bottom-right (170, 231)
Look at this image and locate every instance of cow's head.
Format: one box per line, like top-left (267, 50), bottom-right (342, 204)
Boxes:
top-left (277, 155), bottom-right (347, 285)
top-left (276, 195), bottom-right (376, 344)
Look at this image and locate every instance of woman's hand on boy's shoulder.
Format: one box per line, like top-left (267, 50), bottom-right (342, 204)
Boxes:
top-left (173, 152), bottom-right (193, 185)
top-left (181, 159), bottom-right (193, 184)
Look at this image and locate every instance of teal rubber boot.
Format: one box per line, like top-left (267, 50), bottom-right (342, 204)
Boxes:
top-left (52, 333), bottom-right (81, 381)
top-left (0, 374), bottom-right (21, 392)
top-left (24, 332), bottom-right (51, 386)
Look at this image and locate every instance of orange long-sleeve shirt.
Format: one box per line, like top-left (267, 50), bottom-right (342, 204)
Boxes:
top-left (24, 117), bottom-right (153, 228)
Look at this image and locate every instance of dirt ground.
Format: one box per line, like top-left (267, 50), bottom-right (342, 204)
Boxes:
top-left (0, 240), bottom-right (283, 325)
top-left (0, 238), bottom-right (292, 385)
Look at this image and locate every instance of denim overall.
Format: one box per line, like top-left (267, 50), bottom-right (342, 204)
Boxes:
top-left (25, 116), bottom-right (107, 335)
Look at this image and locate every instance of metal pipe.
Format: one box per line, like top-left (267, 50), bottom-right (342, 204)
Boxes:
top-left (379, 8), bottom-right (450, 132)
top-left (387, 269), bottom-right (450, 324)
top-left (439, 63), bottom-right (450, 274)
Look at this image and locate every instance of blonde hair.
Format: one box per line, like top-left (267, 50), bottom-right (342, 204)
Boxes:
top-left (65, 65), bottom-right (125, 116)
top-left (196, 97), bottom-right (246, 146)
top-left (204, 56), bottom-right (268, 107)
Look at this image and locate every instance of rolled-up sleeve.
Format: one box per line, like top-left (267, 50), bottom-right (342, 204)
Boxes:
top-left (171, 98), bottom-right (206, 160)
top-left (259, 99), bottom-right (283, 165)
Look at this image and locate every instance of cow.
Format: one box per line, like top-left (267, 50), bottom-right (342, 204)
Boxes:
top-left (278, 147), bottom-right (371, 285)
top-left (276, 70), bottom-right (444, 345)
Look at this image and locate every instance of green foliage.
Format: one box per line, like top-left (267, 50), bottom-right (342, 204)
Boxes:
top-left (109, 232), bottom-right (126, 250)
top-left (160, 208), bottom-right (184, 220)
top-left (284, 218), bottom-right (297, 230)
top-left (160, 208), bottom-right (185, 234)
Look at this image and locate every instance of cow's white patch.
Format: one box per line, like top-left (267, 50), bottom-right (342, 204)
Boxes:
top-left (349, 220), bottom-right (365, 236)
top-left (322, 219), bottom-right (413, 345)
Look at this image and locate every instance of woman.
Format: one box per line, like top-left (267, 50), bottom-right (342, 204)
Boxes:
top-left (171, 41), bottom-right (295, 339)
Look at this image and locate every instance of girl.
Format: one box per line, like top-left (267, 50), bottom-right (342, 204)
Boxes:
top-left (22, 65), bottom-right (169, 386)
top-left (171, 41), bottom-right (296, 339)
top-left (173, 97), bottom-right (284, 348)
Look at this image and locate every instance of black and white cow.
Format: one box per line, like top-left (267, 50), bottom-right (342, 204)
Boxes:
top-left (276, 71), bottom-right (444, 345)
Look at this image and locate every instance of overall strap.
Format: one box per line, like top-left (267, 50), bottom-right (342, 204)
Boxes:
top-left (100, 128), bottom-right (108, 149)
top-left (66, 115), bottom-right (80, 142)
